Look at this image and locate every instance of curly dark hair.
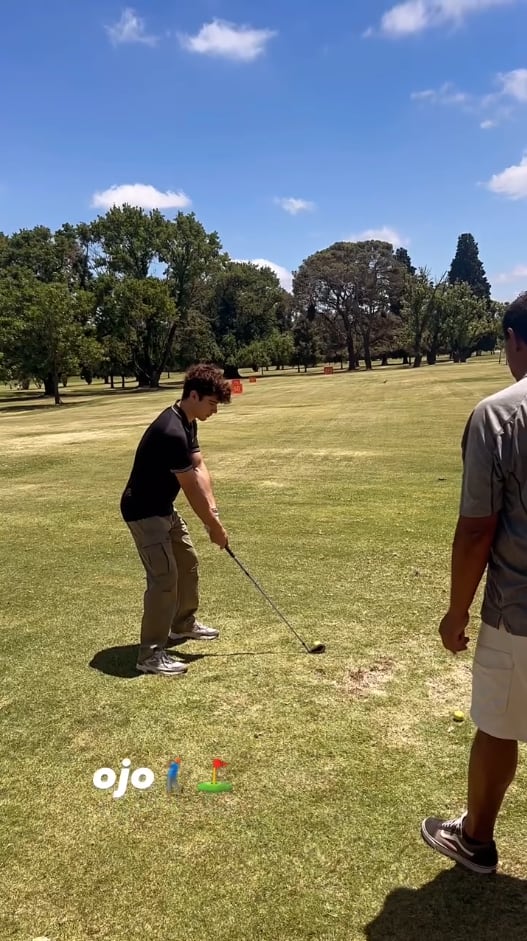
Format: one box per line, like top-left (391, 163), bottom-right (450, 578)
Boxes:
top-left (182, 364), bottom-right (232, 403)
top-left (503, 292), bottom-right (527, 343)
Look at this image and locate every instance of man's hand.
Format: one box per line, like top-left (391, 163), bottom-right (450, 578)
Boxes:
top-left (208, 517), bottom-right (228, 549)
top-left (439, 610), bottom-right (470, 654)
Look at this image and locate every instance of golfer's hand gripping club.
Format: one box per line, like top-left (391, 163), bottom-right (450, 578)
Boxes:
top-left (204, 511), bottom-right (228, 549)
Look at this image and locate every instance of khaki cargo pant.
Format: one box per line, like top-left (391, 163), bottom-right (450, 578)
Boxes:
top-left (126, 512), bottom-right (199, 662)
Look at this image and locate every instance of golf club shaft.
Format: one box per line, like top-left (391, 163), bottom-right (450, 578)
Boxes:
top-left (226, 547), bottom-right (311, 652)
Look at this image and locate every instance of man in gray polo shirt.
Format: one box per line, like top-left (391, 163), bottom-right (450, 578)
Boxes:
top-left (421, 291), bottom-right (527, 874)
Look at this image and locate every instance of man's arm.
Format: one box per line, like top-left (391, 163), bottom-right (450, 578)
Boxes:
top-left (439, 515), bottom-right (499, 654)
top-left (191, 451), bottom-right (218, 514)
top-left (449, 515), bottom-right (499, 616)
top-left (440, 402), bottom-right (503, 654)
top-left (174, 468), bottom-right (227, 548)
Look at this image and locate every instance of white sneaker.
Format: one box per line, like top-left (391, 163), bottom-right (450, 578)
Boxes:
top-left (168, 621), bottom-right (219, 642)
top-left (137, 650), bottom-right (188, 676)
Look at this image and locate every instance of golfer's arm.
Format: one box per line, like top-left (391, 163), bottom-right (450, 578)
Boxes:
top-left (448, 515), bottom-right (498, 616)
top-left (175, 469), bottom-right (219, 529)
top-left (191, 452), bottom-right (218, 512)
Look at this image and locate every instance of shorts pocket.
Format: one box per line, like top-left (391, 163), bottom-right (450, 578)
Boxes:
top-left (473, 644), bottom-right (513, 717)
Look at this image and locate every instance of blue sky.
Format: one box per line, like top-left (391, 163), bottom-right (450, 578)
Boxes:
top-left (1, 0), bottom-right (527, 299)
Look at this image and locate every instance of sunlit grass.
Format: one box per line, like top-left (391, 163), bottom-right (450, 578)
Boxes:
top-left (1, 355), bottom-right (525, 941)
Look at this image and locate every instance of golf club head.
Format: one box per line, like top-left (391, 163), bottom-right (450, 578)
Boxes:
top-left (308, 644), bottom-right (326, 654)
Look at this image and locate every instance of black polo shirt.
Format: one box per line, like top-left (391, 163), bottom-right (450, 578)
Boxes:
top-left (120, 404), bottom-right (200, 522)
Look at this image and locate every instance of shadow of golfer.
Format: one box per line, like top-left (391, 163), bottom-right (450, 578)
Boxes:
top-left (365, 867), bottom-right (527, 941)
top-left (89, 644), bottom-right (205, 678)
top-left (89, 644), bottom-right (281, 677)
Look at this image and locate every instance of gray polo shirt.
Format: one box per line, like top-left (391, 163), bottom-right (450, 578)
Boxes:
top-left (460, 374), bottom-right (527, 636)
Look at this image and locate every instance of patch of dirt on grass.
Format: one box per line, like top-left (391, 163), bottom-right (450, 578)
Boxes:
top-left (341, 657), bottom-right (396, 698)
top-left (72, 731), bottom-right (96, 751)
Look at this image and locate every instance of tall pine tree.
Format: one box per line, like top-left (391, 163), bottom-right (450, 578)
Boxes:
top-left (395, 247), bottom-right (416, 276)
top-left (448, 233), bottom-right (491, 302)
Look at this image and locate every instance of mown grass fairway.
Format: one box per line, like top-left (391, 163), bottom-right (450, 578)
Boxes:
top-left (1, 358), bottom-right (526, 941)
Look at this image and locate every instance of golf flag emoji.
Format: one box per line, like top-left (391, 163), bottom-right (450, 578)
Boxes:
top-left (212, 758), bottom-right (228, 785)
top-left (197, 758), bottom-right (232, 794)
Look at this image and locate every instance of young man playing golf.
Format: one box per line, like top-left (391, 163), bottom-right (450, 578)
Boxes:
top-left (422, 291), bottom-right (527, 874)
top-left (121, 364), bottom-right (231, 676)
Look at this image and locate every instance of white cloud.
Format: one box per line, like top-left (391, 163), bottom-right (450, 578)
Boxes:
top-left (498, 68), bottom-right (527, 102)
top-left (411, 82), bottom-right (470, 105)
top-left (235, 258), bottom-right (293, 292)
top-left (348, 227), bottom-right (410, 248)
top-left (486, 153), bottom-right (527, 199)
top-left (179, 20), bottom-right (276, 62)
top-left (411, 81), bottom-right (474, 111)
top-left (106, 8), bottom-right (158, 46)
top-left (275, 197), bottom-right (315, 215)
top-left (370, 0), bottom-right (517, 38)
top-left (411, 68), bottom-right (527, 127)
top-left (379, 1), bottom-right (429, 36)
top-left (91, 183), bottom-right (191, 211)
top-left (494, 265), bottom-right (527, 284)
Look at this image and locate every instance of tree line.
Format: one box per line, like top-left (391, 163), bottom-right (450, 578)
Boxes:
top-left (0, 207), bottom-right (506, 403)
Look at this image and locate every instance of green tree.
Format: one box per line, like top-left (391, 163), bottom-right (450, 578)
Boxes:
top-left (220, 334), bottom-right (241, 377)
top-left (60, 222), bottom-right (96, 291)
top-left (3, 280), bottom-right (97, 403)
top-left (240, 339), bottom-right (272, 372)
top-left (0, 224), bottom-right (102, 392)
top-left (441, 282), bottom-right (492, 362)
top-left (266, 330), bottom-right (294, 369)
top-left (294, 241), bottom-right (405, 371)
top-left (315, 315), bottom-right (348, 367)
top-left (210, 262), bottom-right (284, 377)
top-left (0, 273), bottom-right (33, 384)
top-left (0, 226), bottom-right (63, 282)
top-left (293, 243), bottom-right (359, 371)
top-left (275, 289), bottom-right (295, 332)
top-left (395, 247), bottom-right (416, 276)
top-left (0, 224), bottom-right (94, 290)
top-left (353, 241), bottom-right (406, 370)
top-left (398, 268), bottom-right (443, 368)
top-left (448, 233), bottom-right (491, 303)
top-left (110, 278), bottom-right (177, 387)
top-left (175, 311), bottom-right (222, 370)
top-left (159, 212), bottom-right (226, 376)
top-left (91, 205), bottom-right (165, 279)
top-left (91, 274), bottom-right (135, 386)
top-left (292, 317), bottom-right (319, 372)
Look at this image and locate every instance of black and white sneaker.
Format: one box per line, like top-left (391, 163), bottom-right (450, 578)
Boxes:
top-left (137, 651), bottom-right (188, 676)
top-left (421, 813), bottom-right (498, 874)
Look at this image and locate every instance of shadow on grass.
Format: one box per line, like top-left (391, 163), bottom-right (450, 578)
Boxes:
top-left (0, 381), bottom-right (186, 414)
top-left (89, 643), bottom-right (282, 677)
top-left (0, 400), bottom-right (85, 415)
top-left (89, 644), bottom-right (204, 678)
top-left (365, 868), bottom-right (527, 941)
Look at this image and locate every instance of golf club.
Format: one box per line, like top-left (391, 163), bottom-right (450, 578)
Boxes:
top-left (226, 546), bottom-right (325, 654)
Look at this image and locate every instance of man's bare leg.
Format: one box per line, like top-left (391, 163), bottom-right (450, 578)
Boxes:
top-left (464, 729), bottom-right (518, 843)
